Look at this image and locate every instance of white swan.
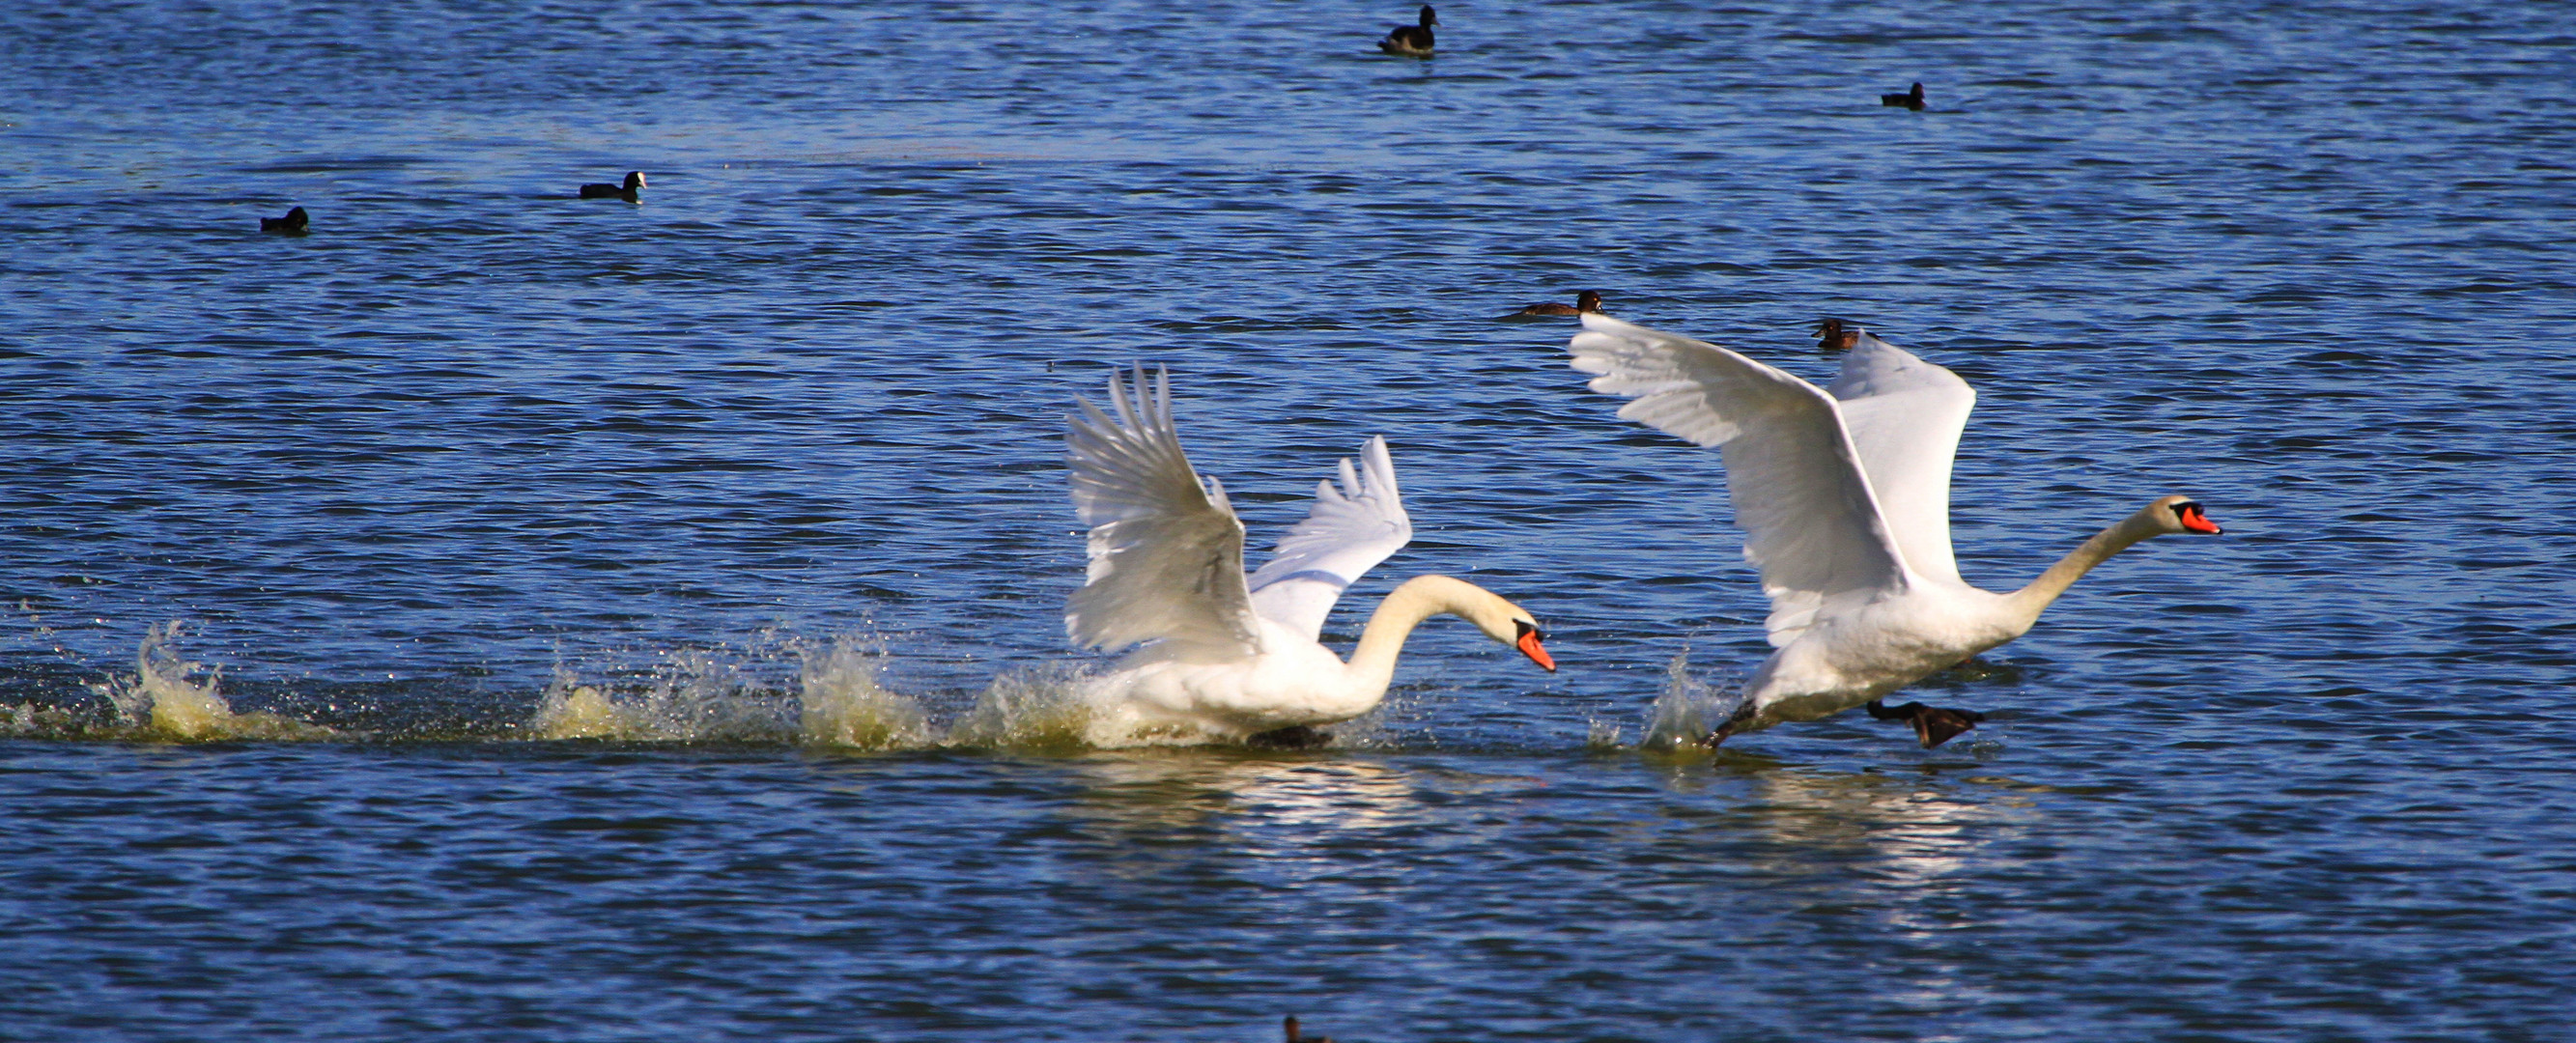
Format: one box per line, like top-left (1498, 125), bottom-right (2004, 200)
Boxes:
top-left (1065, 365), bottom-right (1555, 746)
top-left (1567, 314), bottom-right (2222, 747)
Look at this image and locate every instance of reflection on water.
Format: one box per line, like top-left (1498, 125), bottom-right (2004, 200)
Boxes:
top-left (1060, 750), bottom-right (1429, 842)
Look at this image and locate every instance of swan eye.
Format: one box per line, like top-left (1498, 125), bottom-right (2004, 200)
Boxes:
top-left (1514, 619), bottom-right (1544, 642)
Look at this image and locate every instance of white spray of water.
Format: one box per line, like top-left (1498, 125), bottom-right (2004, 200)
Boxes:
top-left (796, 636), bottom-right (932, 750)
top-left (1639, 653), bottom-right (1746, 751)
top-left (530, 666), bottom-right (633, 740)
top-left (90, 622), bottom-right (328, 741)
top-left (528, 649), bottom-right (797, 743)
top-left (952, 662), bottom-right (1100, 750)
top-left (530, 636), bottom-right (940, 748)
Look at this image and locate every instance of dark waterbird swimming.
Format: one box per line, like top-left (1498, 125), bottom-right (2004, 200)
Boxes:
top-left (259, 206), bottom-right (308, 234)
top-left (1378, 5), bottom-right (1436, 56)
top-left (1882, 82), bottom-right (1926, 109)
top-left (1514, 290), bottom-right (1603, 317)
top-left (579, 171), bottom-right (646, 200)
top-left (1814, 317), bottom-right (1858, 352)
top-left (1284, 1015), bottom-right (1333, 1043)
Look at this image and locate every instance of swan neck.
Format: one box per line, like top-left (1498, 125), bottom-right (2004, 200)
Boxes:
top-left (2002, 512), bottom-right (2162, 625)
top-left (1346, 576), bottom-right (1479, 689)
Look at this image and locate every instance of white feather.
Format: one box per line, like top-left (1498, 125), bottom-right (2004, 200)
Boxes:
top-left (1063, 365), bottom-right (1264, 660)
top-left (1569, 314), bottom-right (1912, 645)
top-left (1246, 436), bottom-right (1414, 641)
top-left (1826, 331), bottom-right (1977, 584)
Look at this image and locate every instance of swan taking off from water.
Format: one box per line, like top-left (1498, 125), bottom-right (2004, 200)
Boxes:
top-left (1567, 314), bottom-right (2221, 748)
top-left (1065, 366), bottom-right (1554, 746)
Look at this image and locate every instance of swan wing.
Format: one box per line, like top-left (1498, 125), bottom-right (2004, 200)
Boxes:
top-left (1568, 314), bottom-right (1911, 646)
top-left (1064, 366), bottom-right (1264, 659)
top-left (1246, 436), bottom-right (1413, 641)
top-left (1825, 330), bottom-right (1976, 584)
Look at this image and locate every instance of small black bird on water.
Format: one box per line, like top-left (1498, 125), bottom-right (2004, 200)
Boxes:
top-left (1882, 82), bottom-right (1926, 110)
top-left (1378, 5), bottom-right (1436, 57)
top-left (1285, 1015), bottom-right (1333, 1043)
top-left (1515, 290), bottom-right (1603, 318)
top-left (260, 206), bottom-right (309, 234)
top-left (579, 171), bottom-right (646, 200)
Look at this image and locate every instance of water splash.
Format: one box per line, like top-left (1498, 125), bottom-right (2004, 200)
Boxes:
top-left (1639, 653), bottom-right (1744, 751)
top-left (527, 649), bottom-right (799, 743)
top-left (796, 636), bottom-right (933, 750)
top-left (14, 621), bottom-right (1451, 754)
top-left (530, 666), bottom-right (634, 740)
top-left (89, 622), bottom-right (330, 741)
top-left (952, 662), bottom-right (1100, 750)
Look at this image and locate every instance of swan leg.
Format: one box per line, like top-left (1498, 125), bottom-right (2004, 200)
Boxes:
top-left (1702, 703), bottom-right (1759, 747)
top-left (1865, 700), bottom-right (1986, 748)
top-left (1247, 725), bottom-right (1331, 749)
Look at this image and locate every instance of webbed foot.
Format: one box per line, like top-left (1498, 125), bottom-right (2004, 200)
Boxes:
top-left (1247, 725), bottom-right (1331, 749)
top-left (1865, 699), bottom-right (1987, 748)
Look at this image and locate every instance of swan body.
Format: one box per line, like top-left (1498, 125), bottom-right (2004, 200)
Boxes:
top-left (1066, 366), bottom-right (1553, 745)
top-left (1567, 314), bottom-right (2221, 746)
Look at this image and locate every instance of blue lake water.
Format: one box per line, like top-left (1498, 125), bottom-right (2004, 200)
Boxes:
top-left (5, 1), bottom-right (2574, 1038)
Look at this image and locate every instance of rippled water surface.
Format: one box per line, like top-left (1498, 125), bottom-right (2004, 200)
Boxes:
top-left (6, 1), bottom-right (2575, 1039)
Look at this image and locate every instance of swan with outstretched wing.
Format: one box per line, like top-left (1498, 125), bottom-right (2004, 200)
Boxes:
top-left (1568, 314), bottom-right (2221, 747)
top-left (1066, 365), bottom-right (1555, 746)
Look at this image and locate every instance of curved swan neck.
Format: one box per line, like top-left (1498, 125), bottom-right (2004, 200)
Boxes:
top-left (1346, 576), bottom-right (1488, 687)
top-left (2000, 509), bottom-right (2167, 626)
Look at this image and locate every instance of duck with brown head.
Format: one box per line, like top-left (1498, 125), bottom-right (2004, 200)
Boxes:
top-left (1813, 317), bottom-right (1857, 352)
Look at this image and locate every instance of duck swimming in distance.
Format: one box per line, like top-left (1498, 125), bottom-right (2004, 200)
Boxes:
top-left (1065, 365), bottom-right (1554, 747)
top-left (1814, 318), bottom-right (1858, 352)
top-left (1882, 82), bottom-right (1926, 110)
top-left (1565, 314), bottom-right (2222, 748)
top-left (260, 206), bottom-right (308, 234)
top-left (1379, 5), bottom-right (1436, 57)
top-left (579, 171), bottom-right (645, 200)
top-left (1515, 291), bottom-right (1603, 318)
